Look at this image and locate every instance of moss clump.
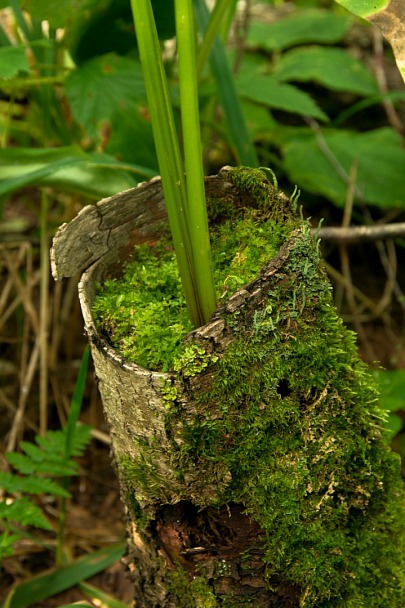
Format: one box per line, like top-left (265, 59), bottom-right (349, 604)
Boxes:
top-left (93, 207), bottom-right (288, 370)
top-left (164, 224), bottom-right (405, 606)
top-left (95, 167), bottom-right (405, 606)
top-left (167, 567), bottom-right (218, 608)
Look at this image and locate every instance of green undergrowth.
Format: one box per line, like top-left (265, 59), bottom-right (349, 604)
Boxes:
top-left (93, 206), bottom-right (289, 371)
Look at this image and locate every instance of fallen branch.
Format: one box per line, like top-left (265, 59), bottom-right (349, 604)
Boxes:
top-left (314, 222), bottom-right (405, 243)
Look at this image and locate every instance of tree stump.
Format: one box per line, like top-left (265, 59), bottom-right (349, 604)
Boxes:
top-left (51, 167), bottom-right (405, 607)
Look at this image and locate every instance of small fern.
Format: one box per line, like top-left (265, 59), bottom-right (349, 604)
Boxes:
top-left (0, 425), bottom-right (92, 563)
top-left (0, 348), bottom-right (91, 566)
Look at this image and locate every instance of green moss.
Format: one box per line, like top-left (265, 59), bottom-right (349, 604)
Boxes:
top-left (93, 202), bottom-right (288, 370)
top-left (163, 226), bottom-right (405, 606)
top-left (167, 567), bottom-right (218, 608)
top-left (96, 168), bottom-right (405, 606)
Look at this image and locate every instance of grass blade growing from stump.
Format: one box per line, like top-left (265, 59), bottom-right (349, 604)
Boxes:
top-left (130, 0), bottom-right (217, 327)
top-left (175, 0), bottom-right (217, 324)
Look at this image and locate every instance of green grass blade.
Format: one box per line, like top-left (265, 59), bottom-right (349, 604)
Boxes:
top-left (55, 604), bottom-right (92, 608)
top-left (196, 0), bottom-right (236, 78)
top-left (79, 581), bottom-right (128, 608)
top-left (193, 0), bottom-right (258, 167)
top-left (176, 0), bottom-right (217, 324)
top-left (130, 0), bottom-right (202, 327)
top-left (1, 542), bottom-right (126, 608)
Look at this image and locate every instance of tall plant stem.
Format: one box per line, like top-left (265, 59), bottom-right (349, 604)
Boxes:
top-left (175, 0), bottom-right (217, 323)
top-left (130, 0), bottom-right (216, 327)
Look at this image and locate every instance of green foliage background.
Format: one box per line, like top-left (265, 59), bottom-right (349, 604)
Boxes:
top-left (0, 0), bottom-right (404, 207)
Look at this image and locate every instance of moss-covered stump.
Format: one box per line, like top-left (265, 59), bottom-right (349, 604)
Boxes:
top-left (51, 167), bottom-right (405, 607)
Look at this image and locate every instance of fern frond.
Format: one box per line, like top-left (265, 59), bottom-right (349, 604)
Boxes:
top-left (0, 497), bottom-right (53, 530)
top-left (36, 425), bottom-right (92, 458)
top-left (68, 424), bottom-right (92, 457)
top-left (6, 449), bottom-right (78, 477)
top-left (0, 471), bottom-right (70, 498)
top-left (0, 531), bottom-right (20, 559)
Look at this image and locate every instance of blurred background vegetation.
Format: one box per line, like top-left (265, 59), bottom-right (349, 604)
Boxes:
top-left (0, 0), bottom-right (404, 606)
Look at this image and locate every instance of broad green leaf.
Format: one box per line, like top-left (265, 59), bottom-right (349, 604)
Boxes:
top-left (335, 0), bottom-right (405, 83)
top-left (64, 53), bottom-right (146, 140)
top-left (1, 542), bottom-right (126, 608)
top-left (0, 46), bottom-right (29, 79)
top-left (385, 413), bottom-right (403, 440)
top-left (8, 0), bottom-right (105, 29)
top-left (336, 0), bottom-right (389, 18)
top-left (373, 369), bottom-right (405, 412)
top-left (273, 46), bottom-right (378, 96)
top-left (237, 73), bottom-right (328, 122)
top-left (0, 147), bottom-right (146, 198)
top-left (281, 127), bottom-right (405, 208)
top-left (105, 111), bottom-right (158, 171)
top-left (65, 52), bottom-right (157, 169)
top-left (247, 9), bottom-right (351, 52)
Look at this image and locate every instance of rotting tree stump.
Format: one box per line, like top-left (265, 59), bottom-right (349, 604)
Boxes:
top-left (51, 167), bottom-right (405, 607)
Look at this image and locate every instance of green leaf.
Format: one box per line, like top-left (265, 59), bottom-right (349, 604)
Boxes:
top-left (6, 448), bottom-right (78, 477)
top-left (0, 471), bottom-right (70, 498)
top-left (11, 0), bottom-right (102, 29)
top-left (64, 53), bottom-right (147, 140)
top-left (1, 542), bottom-right (126, 608)
top-left (0, 532), bottom-right (20, 559)
top-left (335, 0), bottom-right (389, 18)
top-left (281, 127), bottom-right (405, 208)
top-left (79, 582), bottom-right (128, 608)
top-left (0, 46), bottom-right (29, 79)
top-left (35, 426), bottom-right (92, 458)
top-left (176, 0), bottom-right (217, 325)
top-left (385, 413), bottom-right (403, 440)
top-left (237, 73), bottom-right (328, 121)
top-left (273, 46), bottom-right (378, 96)
top-left (247, 9), bottom-right (351, 52)
top-left (106, 110), bottom-right (158, 171)
top-left (129, 0), bottom-right (203, 328)
top-left (0, 147), bottom-right (145, 199)
top-left (373, 369), bottom-right (405, 412)
top-left (0, 497), bottom-right (52, 530)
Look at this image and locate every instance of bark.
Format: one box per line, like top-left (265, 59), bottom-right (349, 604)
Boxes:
top-left (51, 167), bottom-right (405, 608)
